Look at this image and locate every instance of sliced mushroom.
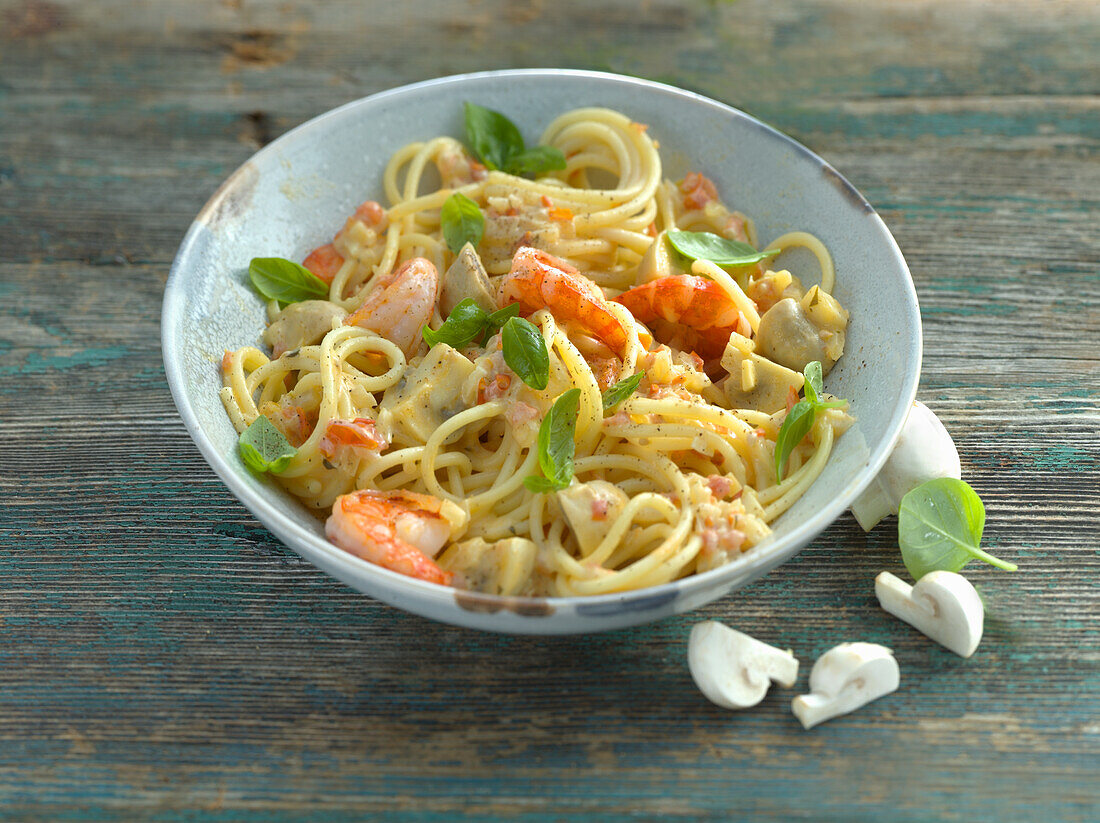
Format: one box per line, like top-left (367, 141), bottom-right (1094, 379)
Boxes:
top-left (876, 570), bottom-right (984, 658)
top-left (720, 336), bottom-right (805, 413)
top-left (635, 231), bottom-right (688, 284)
top-left (754, 298), bottom-right (830, 375)
top-left (440, 242), bottom-right (496, 316)
top-left (262, 300), bottom-right (347, 357)
top-left (791, 643), bottom-right (900, 729)
top-left (556, 480), bottom-right (629, 553)
top-left (688, 621), bottom-right (799, 710)
top-left (378, 343), bottom-right (474, 444)
top-left (437, 537), bottom-right (538, 595)
top-left (850, 401), bottom-right (960, 531)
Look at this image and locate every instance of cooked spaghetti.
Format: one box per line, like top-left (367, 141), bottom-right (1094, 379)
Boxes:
top-left (221, 106), bottom-right (852, 597)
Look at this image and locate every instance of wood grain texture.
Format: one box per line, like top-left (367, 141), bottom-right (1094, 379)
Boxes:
top-left (1, 0), bottom-right (1098, 820)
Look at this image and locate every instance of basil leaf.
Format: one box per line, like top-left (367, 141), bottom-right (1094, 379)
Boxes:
top-left (485, 302), bottom-right (521, 327)
top-left (440, 192), bottom-right (484, 254)
top-left (423, 298), bottom-right (489, 349)
top-left (899, 478), bottom-right (1017, 580)
top-left (238, 415), bottom-right (297, 474)
top-left (803, 360), bottom-right (823, 406)
top-left (464, 102), bottom-right (524, 172)
top-left (249, 257), bottom-right (328, 304)
top-left (774, 399), bottom-right (816, 482)
top-left (602, 371), bottom-right (645, 412)
top-left (479, 302), bottom-right (521, 346)
top-left (523, 475), bottom-right (564, 494)
top-left (667, 231), bottom-right (779, 267)
top-left (524, 388), bottom-right (582, 493)
top-left (505, 145), bottom-right (567, 176)
top-left (501, 316), bottom-right (549, 390)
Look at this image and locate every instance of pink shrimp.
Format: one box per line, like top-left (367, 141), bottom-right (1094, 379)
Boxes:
top-left (325, 490), bottom-right (459, 585)
top-left (614, 275), bottom-right (745, 360)
top-left (345, 257), bottom-right (439, 356)
top-left (350, 200), bottom-right (387, 230)
top-left (497, 247), bottom-right (628, 358)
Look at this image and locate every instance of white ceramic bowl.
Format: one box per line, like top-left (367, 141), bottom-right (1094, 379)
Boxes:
top-left (163, 69), bottom-right (921, 634)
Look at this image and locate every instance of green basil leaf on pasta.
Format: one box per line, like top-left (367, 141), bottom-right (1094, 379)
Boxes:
top-left (602, 371), bottom-right (645, 412)
top-left (464, 102), bottom-right (524, 172)
top-left (440, 192), bottom-right (485, 254)
top-left (249, 257), bottom-right (329, 304)
top-left (505, 145), bottom-right (567, 176)
top-left (501, 316), bottom-right (549, 390)
top-left (666, 231), bottom-right (779, 267)
top-left (423, 298), bottom-right (489, 349)
top-left (524, 388), bottom-right (582, 493)
top-left (523, 475), bottom-right (564, 494)
top-left (479, 302), bottom-right (521, 345)
top-left (802, 360), bottom-right (823, 406)
top-left (773, 399), bottom-right (816, 482)
top-left (238, 415), bottom-right (297, 474)
top-left (898, 478), bottom-right (1017, 580)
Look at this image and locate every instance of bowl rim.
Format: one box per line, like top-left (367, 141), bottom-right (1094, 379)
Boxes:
top-left (163, 68), bottom-right (922, 620)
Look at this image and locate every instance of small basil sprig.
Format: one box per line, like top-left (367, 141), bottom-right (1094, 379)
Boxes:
top-left (249, 257), bottom-right (328, 304)
top-left (423, 299), bottom-right (520, 349)
top-left (667, 231), bottom-right (780, 268)
top-left (440, 192), bottom-right (484, 254)
top-left (423, 303), bottom-right (550, 389)
top-left (524, 389), bottom-right (582, 493)
top-left (774, 361), bottom-right (847, 482)
top-left (464, 102), bottom-right (566, 177)
top-left (501, 316), bottom-right (549, 390)
top-left (238, 415), bottom-right (297, 473)
top-left (602, 371), bottom-right (645, 412)
top-left (898, 478), bottom-right (1017, 580)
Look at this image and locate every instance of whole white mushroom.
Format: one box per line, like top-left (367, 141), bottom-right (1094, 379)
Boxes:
top-left (851, 401), bottom-right (960, 532)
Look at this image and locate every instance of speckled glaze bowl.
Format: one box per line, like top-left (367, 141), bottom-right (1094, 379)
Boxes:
top-left (163, 70), bottom-right (921, 634)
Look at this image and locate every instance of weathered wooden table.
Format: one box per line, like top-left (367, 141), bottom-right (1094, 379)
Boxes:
top-left (2, 1), bottom-right (1098, 820)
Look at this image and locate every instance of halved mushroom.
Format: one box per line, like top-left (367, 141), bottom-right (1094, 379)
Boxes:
top-left (755, 289), bottom-right (848, 376)
top-left (791, 642), bottom-right (900, 729)
top-left (876, 570), bottom-right (984, 658)
top-left (755, 298), bottom-right (827, 374)
top-left (440, 242), bottom-right (495, 316)
top-left (635, 231), bottom-right (689, 284)
top-left (688, 621), bottom-right (800, 710)
top-left (438, 536), bottom-right (538, 595)
top-left (262, 300), bottom-right (347, 357)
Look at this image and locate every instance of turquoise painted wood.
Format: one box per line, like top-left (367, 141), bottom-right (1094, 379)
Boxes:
top-left (1, 0), bottom-right (1098, 820)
